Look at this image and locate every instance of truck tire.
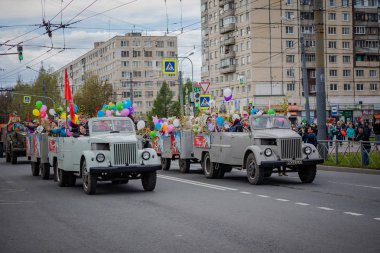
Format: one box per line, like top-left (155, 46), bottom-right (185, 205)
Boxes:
top-left (298, 165), bottom-right (316, 183)
top-left (179, 159), bottom-right (190, 173)
top-left (81, 160), bottom-right (97, 195)
top-left (141, 171), bottom-right (157, 191)
top-left (246, 153), bottom-right (264, 185)
top-left (203, 152), bottom-right (218, 179)
top-left (6, 152), bottom-right (11, 163)
top-left (161, 158), bottom-right (171, 171)
top-left (0, 144), bottom-right (3, 158)
top-left (11, 152), bottom-right (17, 164)
top-left (40, 163), bottom-right (50, 180)
top-left (31, 162), bottom-right (39, 176)
top-left (57, 169), bottom-right (68, 187)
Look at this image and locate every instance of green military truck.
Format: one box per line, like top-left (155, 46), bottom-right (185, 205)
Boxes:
top-left (4, 124), bottom-right (27, 164)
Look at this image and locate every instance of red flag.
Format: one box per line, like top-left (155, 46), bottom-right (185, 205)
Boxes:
top-left (69, 102), bottom-right (75, 123)
top-left (64, 69), bottom-right (72, 101)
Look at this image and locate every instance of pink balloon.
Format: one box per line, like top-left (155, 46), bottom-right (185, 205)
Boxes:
top-left (121, 108), bottom-right (130, 116)
top-left (132, 103), bottom-right (137, 109)
top-left (40, 111), bottom-right (46, 118)
top-left (167, 125), bottom-right (174, 133)
top-left (153, 117), bottom-right (159, 124)
top-left (40, 105), bottom-right (47, 112)
top-left (66, 129), bottom-right (73, 137)
top-left (105, 110), bottom-right (112, 117)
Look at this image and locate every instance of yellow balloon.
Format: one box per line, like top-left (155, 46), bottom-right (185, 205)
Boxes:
top-left (74, 114), bottom-right (79, 122)
top-left (60, 112), bottom-right (67, 119)
top-left (32, 109), bottom-right (40, 117)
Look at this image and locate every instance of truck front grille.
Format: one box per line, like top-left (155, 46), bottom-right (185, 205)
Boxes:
top-left (279, 139), bottom-right (302, 159)
top-left (113, 143), bottom-right (137, 166)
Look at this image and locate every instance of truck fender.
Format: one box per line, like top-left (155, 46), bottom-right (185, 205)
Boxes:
top-left (242, 146), bottom-right (262, 170)
top-left (301, 143), bottom-right (320, 160)
top-left (81, 150), bottom-right (111, 174)
top-left (138, 148), bottom-right (161, 165)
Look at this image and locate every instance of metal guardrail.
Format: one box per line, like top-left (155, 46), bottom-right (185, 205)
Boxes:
top-left (317, 140), bottom-right (380, 169)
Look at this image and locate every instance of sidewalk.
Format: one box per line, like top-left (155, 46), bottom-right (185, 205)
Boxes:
top-left (318, 165), bottom-right (380, 175)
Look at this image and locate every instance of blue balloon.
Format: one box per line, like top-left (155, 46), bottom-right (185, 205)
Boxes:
top-left (97, 110), bottom-right (105, 117)
top-left (250, 108), bottom-right (259, 115)
top-left (155, 122), bottom-right (162, 131)
top-left (74, 104), bottom-right (79, 113)
top-left (102, 104), bottom-right (107, 109)
top-left (124, 99), bottom-right (132, 109)
top-left (216, 116), bottom-right (225, 126)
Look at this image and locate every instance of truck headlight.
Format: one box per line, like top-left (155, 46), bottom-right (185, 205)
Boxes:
top-left (303, 146), bottom-right (312, 155)
top-left (264, 148), bottom-right (272, 157)
top-left (96, 153), bottom-right (105, 162)
top-left (142, 151), bottom-right (150, 160)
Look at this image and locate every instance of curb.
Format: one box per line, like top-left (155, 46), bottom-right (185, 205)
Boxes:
top-left (318, 165), bottom-right (380, 175)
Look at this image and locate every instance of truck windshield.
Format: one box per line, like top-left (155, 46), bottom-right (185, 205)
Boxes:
top-left (91, 119), bottom-right (134, 134)
top-left (250, 116), bottom-right (291, 129)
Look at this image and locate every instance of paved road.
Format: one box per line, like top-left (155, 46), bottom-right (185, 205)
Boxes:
top-left (0, 158), bottom-right (379, 253)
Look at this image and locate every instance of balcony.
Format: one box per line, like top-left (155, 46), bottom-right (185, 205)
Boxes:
top-left (220, 64), bottom-right (236, 74)
top-left (220, 8), bottom-right (235, 19)
top-left (221, 36), bottom-right (235, 46)
top-left (221, 50), bottom-right (236, 60)
top-left (219, 0), bottom-right (234, 7)
top-left (220, 23), bottom-right (235, 34)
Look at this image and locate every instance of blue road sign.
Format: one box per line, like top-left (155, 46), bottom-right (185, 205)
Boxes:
top-left (199, 94), bottom-right (211, 110)
top-left (162, 58), bottom-right (177, 75)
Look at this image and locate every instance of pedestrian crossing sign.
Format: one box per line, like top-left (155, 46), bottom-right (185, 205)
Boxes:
top-left (162, 58), bottom-right (177, 75)
top-left (199, 94), bottom-right (211, 110)
top-left (23, 96), bottom-right (31, 104)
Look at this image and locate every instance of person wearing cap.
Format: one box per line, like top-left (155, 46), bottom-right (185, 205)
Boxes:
top-left (355, 125), bottom-right (371, 166)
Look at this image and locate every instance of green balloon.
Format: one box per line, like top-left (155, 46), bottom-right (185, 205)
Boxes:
top-left (150, 131), bottom-right (157, 138)
top-left (110, 104), bottom-right (116, 110)
top-left (116, 101), bottom-right (123, 111)
top-left (268, 108), bottom-right (275, 115)
top-left (36, 101), bottom-right (43, 109)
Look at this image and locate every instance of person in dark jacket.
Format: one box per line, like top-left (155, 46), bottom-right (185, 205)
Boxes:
top-left (373, 117), bottom-right (380, 150)
top-left (355, 125), bottom-right (371, 166)
top-left (302, 127), bottom-right (317, 147)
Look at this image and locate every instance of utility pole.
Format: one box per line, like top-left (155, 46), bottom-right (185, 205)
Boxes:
top-left (179, 70), bottom-right (184, 116)
top-left (42, 79), bottom-right (46, 105)
top-left (300, 36), bottom-right (310, 124)
top-left (315, 0), bottom-right (327, 158)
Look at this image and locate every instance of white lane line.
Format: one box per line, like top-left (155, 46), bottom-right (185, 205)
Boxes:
top-left (344, 212), bottom-right (363, 216)
top-left (295, 202), bottom-right (310, 206)
top-left (257, 195), bottom-right (270, 198)
top-left (158, 175), bottom-right (238, 191)
top-left (275, 198), bottom-right (289, 202)
top-left (374, 218), bottom-right (380, 221)
top-left (317, 207), bottom-right (335, 211)
top-left (328, 181), bottom-right (380, 190)
top-left (240, 191), bottom-right (251, 195)
top-left (0, 200), bottom-right (37, 205)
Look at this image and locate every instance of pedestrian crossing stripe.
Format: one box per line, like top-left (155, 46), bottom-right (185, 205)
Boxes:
top-left (162, 58), bottom-right (177, 75)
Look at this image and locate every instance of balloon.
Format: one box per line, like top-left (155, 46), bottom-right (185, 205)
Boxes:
top-left (105, 110), bottom-right (112, 117)
top-left (173, 119), bottom-right (180, 128)
top-left (250, 108), bottom-right (259, 115)
top-left (35, 101), bottom-right (43, 109)
top-left (162, 124), bottom-right (168, 132)
top-left (115, 110), bottom-right (121, 116)
top-left (60, 112), bottom-right (66, 119)
top-left (124, 99), bottom-right (132, 108)
top-left (40, 105), bottom-right (47, 112)
top-left (56, 106), bottom-right (63, 113)
top-left (49, 108), bottom-right (56, 116)
top-left (155, 123), bottom-right (162, 131)
top-left (103, 104), bottom-right (107, 109)
top-left (216, 116), bottom-right (225, 126)
top-left (40, 111), bottom-right (46, 118)
top-left (109, 104), bottom-right (116, 110)
top-left (150, 130), bottom-right (157, 138)
top-left (223, 88), bottom-right (232, 101)
top-left (74, 114), bottom-right (79, 122)
top-left (120, 108), bottom-right (130, 116)
top-left (208, 123), bottom-right (215, 132)
top-left (115, 101), bottom-right (123, 111)
top-left (159, 119), bottom-right (164, 124)
top-left (268, 108), bottom-right (275, 115)
top-left (97, 110), bottom-right (105, 117)
top-left (153, 117), bottom-right (159, 124)
top-left (32, 109), bottom-right (40, 117)
top-left (108, 102), bottom-right (113, 106)
top-left (74, 104), bottom-right (78, 113)
top-left (66, 129), bottom-right (73, 137)
top-left (137, 120), bottom-right (146, 130)
top-left (132, 103), bottom-right (137, 109)
top-left (129, 108), bottom-right (134, 115)
top-left (167, 125), bottom-right (174, 133)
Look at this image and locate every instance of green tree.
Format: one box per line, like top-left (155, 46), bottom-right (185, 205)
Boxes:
top-left (73, 75), bottom-right (113, 116)
top-left (171, 78), bottom-right (193, 116)
top-left (150, 81), bottom-right (177, 118)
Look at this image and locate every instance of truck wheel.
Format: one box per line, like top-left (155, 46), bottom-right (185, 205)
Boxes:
top-left (217, 167), bottom-right (225, 179)
top-left (298, 165), bottom-right (316, 183)
top-left (161, 158), bottom-right (171, 171)
top-left (179, 159), bottom-right (190, 173)
top-left (141, 171), bottom-right (157, 191)
top-left (0, 144), bottom-right (3, 158)
top-left (57, 169), bottom-right (67, 187)
top-left (40, 163), bottom-right (50, 180)
top-left (203, 152), bottom-right (218, 179)
top-left (6, 152), bottom-right (11, 163)
top-left (82, 160), bottom-right (97, 195)
top-left (246, 153), bottom-right (264, 185)
top-left (11, 152), bottom-right (17, 164)
top-left (31, 162), bottom-right (39, 176)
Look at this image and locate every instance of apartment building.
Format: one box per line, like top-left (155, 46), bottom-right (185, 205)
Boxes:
top-left (56, 33), bottom-right (178, 116)
top-left (201, 0), bottom-right (380, 122)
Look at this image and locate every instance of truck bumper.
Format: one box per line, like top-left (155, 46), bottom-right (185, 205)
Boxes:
top-left (90, 164), bottom-right (161, 175)
top-left (302, 158), bottom-right (324, 165)
top-left (260, 158), bottom-right (324, 168)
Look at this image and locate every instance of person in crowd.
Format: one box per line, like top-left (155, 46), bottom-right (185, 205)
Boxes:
top-left (328, 122), bottom-right (337, 147)
top-left (355, 125), bottom-right (371, 166)
top-left (346, 122), bottom-right (356, 147)
top-left (302, 127), bottom-right (317, 147)
top-left (373, 117), bottom-right (380, 150)
top-left (229, 114), bottom-right (243, 132)
top-left (336, 121), bottom-right (344, 146)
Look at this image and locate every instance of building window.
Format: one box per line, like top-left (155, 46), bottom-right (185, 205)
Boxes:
top-left (305, 40), bottom-right (315, 47)
top-left (369, 70), bottom-right (377, 77)
top-left (328, 13), bottom-right (336, 21)
top-left (310, 70), bottom-right (316, 78)
top-left (121, 51), bottom-right (129, 57)
top-left (287, 69), bottom-right (295, 77)
top-left (342, 27), bottom-right (350, 35)
top-left (301, 25), bottom-right (315, 34)
top-left (121, 61), bottom-right (129, 67)
top-left (342, 13), bottom-right (349, 21)
top-left (342, 0), bottom-right (349, 7)
top-left (330, 83), bottom-right (338, 91)
top-left (328, 27), bottom-right (336, 35)
top-left (344, 83), bottom-right (351, 91)
top-left (133, 51), bottom-right (141, 57)
top-left (286, 40), bottom-right (294, 48)
top-left (285, 0), bottom-right (293, 5)
top-left (285, 11), bottom-right (294, 20)
top-left (287, 83), bottom-right (295, 91)
top-left (354, 26), bottom-right (366, 34)
top-left (306, 54), bottom-right (315, 62)
top-left (343, 56), bottom-right (351, 63)
top-left (343, 69), bottom-right (351, 77)
top-left (329, 0), bottom-right (336, 7)
top-left (329, 55), bottom-right (337, 63)
top-left (144, 51), bottom-right (153, 57)
top-left (121, 41), bottom-right (129, 47)
top-left (342, 41), bottom-right (350, 49)
top-left (121, 71), bottom-right (130, 78)
top-left (356, 83), bottom-right (364, 91)
top-left (134, 91), bottom-right (142, 98)
top-left (370, 83), bottom-right (378, 91)
top-left (356, 70), bottom-right (364, 77)
top-left (328, 41), bottom-right (337, 48)
top-left (167, 41), bottom-right (175, 47)
top-left (329, 69), bottom-right (338, 77)
top-left (156, 41), bottom-right (164, 48)
top-left (286, 55), bottom-right (295, 63)
top-left (286, 26), bottom-right (294, 34)
top-left (156, 51), bottom-right (164, 57)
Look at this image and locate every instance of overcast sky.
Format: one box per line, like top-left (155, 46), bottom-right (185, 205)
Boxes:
top-left (0, 0), bottom-right (201, 87)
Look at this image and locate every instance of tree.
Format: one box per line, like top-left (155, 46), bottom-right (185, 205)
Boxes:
top-left (150, 81), bottom-right (177, 118)
top-left (171, 78), bottom-right (193, 117)
top-left (73, 75), bottom-right (113, 116)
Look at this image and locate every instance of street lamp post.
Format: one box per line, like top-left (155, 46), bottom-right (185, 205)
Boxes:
top-left (26, 66), bottom-right (46, 105)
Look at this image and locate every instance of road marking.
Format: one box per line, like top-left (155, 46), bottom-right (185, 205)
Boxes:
top-left (317, 207), bottom-right (335, 211)
top-left (240, 191), bottom-right (251, 195)
top-left (344, 212), bottom-right (363, 216)
top-left (295, 202), bottom-right (310, 206)
top-left (257, 195), bottom-right (270, 198)
top-left (328, 181), bottom-right (380, 190)
top-left (158, 175), bottom-right (238, 191)
top-left (275, 198), bottom-right (289, 202)
top-left (0, 200), bottom-right (36, 205)
top-left (374, 218), bottom-right (380, 221)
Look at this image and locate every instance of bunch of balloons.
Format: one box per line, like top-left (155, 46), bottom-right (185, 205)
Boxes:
top-left (97, 99), bottom-right (137, 118)
top-left (149, 116), bottom-right (179, 138)
top-left (32, 101), bottom-right (48, 119)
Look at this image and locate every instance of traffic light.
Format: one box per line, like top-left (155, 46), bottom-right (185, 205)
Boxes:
top-left (17, 45), bottom-right (23, 62)
top-left (194, 91), bottom-right (200, 107)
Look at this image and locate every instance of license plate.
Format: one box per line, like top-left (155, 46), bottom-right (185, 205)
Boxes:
top-left (288, 160), bottom-right (302, 165)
